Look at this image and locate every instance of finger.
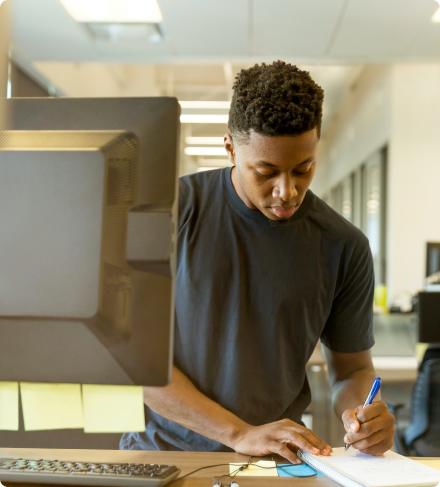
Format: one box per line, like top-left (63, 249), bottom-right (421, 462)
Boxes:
top-left (349, 429), bottom-right (393, 454)
top-left (281, 431), bottom-right (326, 455)
top-left (361, 437), bottom-right (394, 456)
top-left (271, 441), bottom-right (301, 464)
top-left (344, 415), bottom-right (386, 444)
top-left (274, 421), bottom-right (331, 453)
top-left (356, 401), bottom-right (389, 422)
top-left (346, 407), bottom-right (395, 446)
top-left (291, 427), bottom-right (332, 453)
top-left (342, 408), bottom-right (360, 434)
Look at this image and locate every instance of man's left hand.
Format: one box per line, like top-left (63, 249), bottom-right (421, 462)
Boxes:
top-left (341, 401), bottom-right (395, 455)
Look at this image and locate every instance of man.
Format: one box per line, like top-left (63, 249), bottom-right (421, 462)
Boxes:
top-left (121, 61), bottom-right (394, 462)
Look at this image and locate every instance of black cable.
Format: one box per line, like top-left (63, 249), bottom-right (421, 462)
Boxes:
top-left (168, 463), bottom-right (235, 484)
top-left (215, 461), bottom-right (251, 483)
top-left (168, 457), bottom-right (317, 484)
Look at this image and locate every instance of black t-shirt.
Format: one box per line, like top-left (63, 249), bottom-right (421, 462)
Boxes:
top-left (120, 167), bottom-right (374, 451)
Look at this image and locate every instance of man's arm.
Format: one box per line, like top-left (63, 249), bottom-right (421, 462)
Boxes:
top-left (143, 365), bottom-right (331, 463)
top-left (323, 346), bottom-right (395, 455)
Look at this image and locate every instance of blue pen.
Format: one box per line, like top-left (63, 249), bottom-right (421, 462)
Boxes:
top-left (344, 377), bottom-right (382, 450)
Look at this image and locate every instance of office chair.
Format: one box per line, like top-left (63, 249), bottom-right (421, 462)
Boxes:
top-left (393, 350), bottom-right (440, 456)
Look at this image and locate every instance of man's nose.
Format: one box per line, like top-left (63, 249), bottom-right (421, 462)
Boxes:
top-left (273, 174), bottom-right (298, 202)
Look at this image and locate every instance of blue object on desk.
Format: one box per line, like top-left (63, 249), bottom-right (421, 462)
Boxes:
top-left (277, 463), bottom-right (322, 478)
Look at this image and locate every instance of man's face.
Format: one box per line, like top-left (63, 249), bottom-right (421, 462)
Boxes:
top-left (225, 128), bottom-right (319, 221)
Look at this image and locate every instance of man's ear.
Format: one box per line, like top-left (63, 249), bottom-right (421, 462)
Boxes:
top-left (224, 131), bottom-right (236, 166)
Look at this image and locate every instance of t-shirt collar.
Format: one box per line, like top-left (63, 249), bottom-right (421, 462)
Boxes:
top-left (223, 166), bottom-right (312, 226)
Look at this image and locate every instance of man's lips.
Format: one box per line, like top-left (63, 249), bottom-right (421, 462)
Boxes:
top-left (269, 205), bottom-right (299, 219)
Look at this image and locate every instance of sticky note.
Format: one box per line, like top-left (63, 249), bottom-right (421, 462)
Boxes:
top-left (20, 383), bottom-right (83, 431)
top-left (416, 343), bottom-right (429, 362)
top-left (229, 460), bottom-right (278, 477)
top-left (82, 385), bottom-right (145, 433)
top-left (277, 463), bottom-right (322, 478)
top-left (0, 382), bottom-right (19, 430)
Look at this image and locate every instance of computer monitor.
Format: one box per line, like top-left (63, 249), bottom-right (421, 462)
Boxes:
top-left (417, 291), bottom-right (440, 344)
top-left (0, 97), bottom-right (179, 386)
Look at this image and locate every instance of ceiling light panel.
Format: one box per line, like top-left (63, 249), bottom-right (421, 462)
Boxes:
top-left (432, 5), bottom-right (440, 22)
top-left (184, 147), bottom-right (226, 156)
top-left (185, 137), bottom-right (225, 145)
top-left (179, 101), bottom-right (230, 109)
top-left (59, 0), bottom-right (163, 23)
top-left (180, 114), bottom-right (228, 124)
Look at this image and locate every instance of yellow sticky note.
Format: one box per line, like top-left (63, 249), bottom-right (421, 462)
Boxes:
top-left (20, 383), bottom-right (83, 431)
top-left (229, 460), bottom-right (278, 477)
top-left (82, 385), bottom-right (145, 433)
top-left (416, 343), bottom-right (429, 363)
top-left (0, 382), bottom-right (19, 431)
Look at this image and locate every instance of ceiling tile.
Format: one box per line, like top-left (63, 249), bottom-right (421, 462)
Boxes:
top-left (330, 0), bottom-right (439, 60)
top-left (252, 0), bottom-right (346, 57)
top-left (158, 0), bottom-right (249, 58)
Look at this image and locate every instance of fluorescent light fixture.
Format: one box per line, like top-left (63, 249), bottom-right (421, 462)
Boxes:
top-left (179, 101), bottom-right (230, 110)
top-left (180, 114), bottom-right (228, 124)
top-left (185, 137), bottom-right (225, 145)
top-left (197, 167), bottom-right (223, 172)
top-left (85, 23), bottom-right (162, 43)
top-left (432, 0), bottom-right (440, 22)
top-left (184, 147), bottom-right (226, 157)
top-left (59, 0), bottom-right (162, 23)
top-left (198, 159), bottom-right (230, 166)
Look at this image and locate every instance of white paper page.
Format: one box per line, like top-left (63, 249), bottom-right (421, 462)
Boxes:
top-left (300, 447), bottom-right (440, 487)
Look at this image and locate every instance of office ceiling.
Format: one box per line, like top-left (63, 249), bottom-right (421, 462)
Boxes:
top-left (9, 0), bottom-right (440, 171)
top-left (11, 0), bottom-right (440, 63)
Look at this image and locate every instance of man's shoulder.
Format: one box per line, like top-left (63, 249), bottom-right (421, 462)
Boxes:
top-left (180, 167), bottom-right (226, 194)
top-left (178, 168), bottom-right (227, 228)
top-left (308, 191), bottom-right (369, 248)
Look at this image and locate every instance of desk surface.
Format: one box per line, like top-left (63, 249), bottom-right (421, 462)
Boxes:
top-left (1, 448), bottom-right (438, 487)
top-left (0, 448), bottom-right (340, 486)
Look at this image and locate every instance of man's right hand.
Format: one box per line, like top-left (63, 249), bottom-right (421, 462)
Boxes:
top-left (231, 419), bottom-right (332, 464)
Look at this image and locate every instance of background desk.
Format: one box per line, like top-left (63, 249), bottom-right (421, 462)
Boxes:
top-left (0, 448), bottom-right (340, 486)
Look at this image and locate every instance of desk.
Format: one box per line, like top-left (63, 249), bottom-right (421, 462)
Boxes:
top-left (1, 449), bottom-right (438, 487)
top-left (0, 448), bottom-right (340, 486)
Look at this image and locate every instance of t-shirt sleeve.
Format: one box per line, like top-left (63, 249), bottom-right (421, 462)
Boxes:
top-left (320, 233), bottom-right (375, 352)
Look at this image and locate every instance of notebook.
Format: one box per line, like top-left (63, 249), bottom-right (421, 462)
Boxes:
top-left (298, 447), bottom-right (440, 487)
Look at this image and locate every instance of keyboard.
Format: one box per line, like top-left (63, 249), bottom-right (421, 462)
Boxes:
top-left (0, 457), bottom-right (180, 486)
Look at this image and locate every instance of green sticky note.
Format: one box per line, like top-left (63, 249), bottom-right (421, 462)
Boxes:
top-left (20, 383), bottom-right (83, 431)
top-left (82, 385), bottom-right (145, 433)
top-left (0, 382), bottom-right (19, 431)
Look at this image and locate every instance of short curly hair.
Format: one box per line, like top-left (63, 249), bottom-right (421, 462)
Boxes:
top-left (228, 60), bottom-right (324, 141)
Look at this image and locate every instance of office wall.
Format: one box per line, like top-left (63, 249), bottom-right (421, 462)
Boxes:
top-left (314, 63), bottom-right (440, 304)
top-left (10, 63), bottom-right (49, 97)
top-left (0, 0), bottom-right (9, 128)
top-left (34, 63), bottom-right (160, 97)
top-left (387, 64), bottom-right (440, 301)
top-left (313, 65), bottom-right (391, 194)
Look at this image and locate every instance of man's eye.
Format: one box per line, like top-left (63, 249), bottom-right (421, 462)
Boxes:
top-left (255, 170), bottom-right (275, 178)
top-left (293, 163), bottom-right (313, 175)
